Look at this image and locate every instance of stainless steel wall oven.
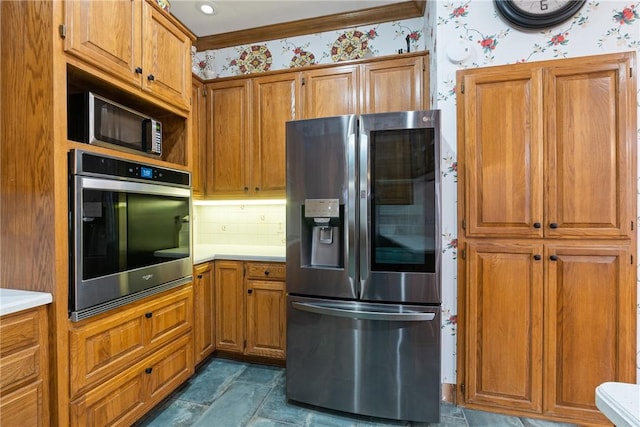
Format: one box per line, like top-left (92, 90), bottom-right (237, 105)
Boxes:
top-left (69, 150), bottom-right (192, 321)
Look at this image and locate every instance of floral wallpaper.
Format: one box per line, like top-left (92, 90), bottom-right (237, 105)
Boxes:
top-left (192, 17), bottom-right (427, 79)
top-left (192, 0), bottom-right (640, 385)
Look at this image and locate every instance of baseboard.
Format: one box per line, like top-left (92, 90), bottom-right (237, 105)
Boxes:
top-left (442, 383), bottom-right (456, 404)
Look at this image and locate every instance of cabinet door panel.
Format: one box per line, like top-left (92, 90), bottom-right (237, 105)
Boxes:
top-left (545, 59), bottom-right (634, 238)
top-left (302, 65), bottom-right (359, 118)
top-left (0, 381), bottom-right (45, 427)
top-left (191, 79), bottom-right (206, 198)
top-left (205, 80), bottom-right (250, 195)
top-left (146, 335), bottom-right (193, 403)
top-left (142, 2), bottom-right (191, 109)
top-left (64, 0), bottom-right (141, 85)
top-left (465, 242), bottom-right (543, 412)
top-left (361, 56), bottom-right (425, 113)
top-left (544, 244), bottom-right (635, 421)
top-left (214, 261), bottom-right (245, 352)
top-left (245, 280), bottom-right (286, 359)
top-left (252, 73), bottom-right (300, 194)
top-left (460, 68), bottom-right (544, 238)
top-left (194, 262), bottom-right (215, 364)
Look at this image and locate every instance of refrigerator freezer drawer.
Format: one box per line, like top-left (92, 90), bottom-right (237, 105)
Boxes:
top-left (286, 295), bottom-right (441, 423)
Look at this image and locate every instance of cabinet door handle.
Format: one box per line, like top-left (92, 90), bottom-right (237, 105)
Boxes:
top-left (244, 187), bottom-right (249, 191)
top-left (145, 367), bottom-right (153, 374)
top-left (255, 187), bottom-right (260, 191)
top-left (533, 254), bottom-right (541, 260)
top-left (197, 274), bottom-right (203, 279)
top-left (550, 223), bottom-right (558, 229)
top-left (550, 255), bottom-right (558, 261)
top-left (135, 67), bottom-right (142, 74)
top-left (147, 74), bottom-right (155, 81)
top-left (247, 289), bottom-right (253, 294)
top-left (533, 222), bottom-right (541, 228)
top-left (145, 312), bottom-right (153, 319)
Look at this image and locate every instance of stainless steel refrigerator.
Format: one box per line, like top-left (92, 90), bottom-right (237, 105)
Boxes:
top-left (285, 111), bottom-right (441, 423)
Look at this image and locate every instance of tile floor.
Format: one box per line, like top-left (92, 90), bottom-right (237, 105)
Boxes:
top-left (135, 357), bottom-right (579, 427)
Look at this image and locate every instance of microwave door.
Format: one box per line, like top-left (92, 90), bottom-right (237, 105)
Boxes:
top-left (95, 100), bottom-right (143, 150)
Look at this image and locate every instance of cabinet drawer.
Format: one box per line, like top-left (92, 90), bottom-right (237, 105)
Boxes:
top-left (0, 380), bottom-right (45, 427)
top-left (0, 345), bottom-right (41, 393)
top-left (246, 262), bottom-right (286, 280)
top-left (0, 309), bottom-right (41, 356)
top-left (70, 285), bottom-right (193, 396)
top-left (70, 333), bottom-right (193, 427)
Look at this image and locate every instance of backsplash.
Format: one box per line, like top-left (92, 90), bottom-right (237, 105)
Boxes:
top-left (194, 203), bottom-right (286, 246)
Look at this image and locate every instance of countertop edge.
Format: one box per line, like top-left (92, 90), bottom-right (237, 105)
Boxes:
top-left (194, 253), bottom-right (286, 264)
top-left (0, 289), bottom-right (53, 317)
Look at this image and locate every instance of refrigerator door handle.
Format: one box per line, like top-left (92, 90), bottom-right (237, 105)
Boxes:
top-left (291, 301), bottom-right (436, 322)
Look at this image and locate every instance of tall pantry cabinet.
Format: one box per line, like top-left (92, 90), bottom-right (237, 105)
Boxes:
top-left (456, 52), bottom-right (637, 426)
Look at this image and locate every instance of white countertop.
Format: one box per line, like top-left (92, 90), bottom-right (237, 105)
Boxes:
top-left (194, 244), bottom-right (286, 264)
top-left (596, 382), bottom-right (640, 427)
top-left (0, 288), bottom-right (52, 316)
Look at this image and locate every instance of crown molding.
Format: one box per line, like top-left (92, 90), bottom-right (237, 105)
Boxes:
top-left (195, 1), bottom-right (426, 51)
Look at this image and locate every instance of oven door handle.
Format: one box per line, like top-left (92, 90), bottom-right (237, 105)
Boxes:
top-left (291, 301), bottom-right (436, 322)
top-left (79, 176), bottom-right (190, 197)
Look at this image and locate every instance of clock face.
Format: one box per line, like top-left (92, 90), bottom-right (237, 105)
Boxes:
top-left (495, 0), bottom-right (586, 29)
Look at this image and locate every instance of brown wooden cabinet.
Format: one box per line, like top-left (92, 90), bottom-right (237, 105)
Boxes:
top-left (191, 78), bottom-right (206, 198)
top-left (200, 52), bottom-right (429, 199)
top-left (193, 262), bottom-right (215, 364)
top-left (204, 79), bottom-right (251, 196)
top-left (63, 0), bottom-right (193, 110)
top-left (214, 260), bottom-right (286, 360)
top-left (245, 262), bottom-right (287, 359)
top-left (457, 52), bottom-right (637, 425)
top-left (302, 64), bottom-right (359, 117)
top-left (204, 74), bottom-right (299, 198)
top-left (251, 73), bottom-right (301, 195)
top-left (361, 55), bottom-right (426, 113)
top-left (68, 284), bottom-right (194, 425)
top-left (0, 306), bottom-right (50, 427)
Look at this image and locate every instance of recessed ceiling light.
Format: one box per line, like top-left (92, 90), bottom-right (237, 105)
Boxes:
top-left (198, 1), bottom-right (215, 15)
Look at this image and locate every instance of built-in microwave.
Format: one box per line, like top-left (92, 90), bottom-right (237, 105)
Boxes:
top-left (68, 92), bottom-right (162, 157)
top-left (68, 150), bottom-right (191, 321)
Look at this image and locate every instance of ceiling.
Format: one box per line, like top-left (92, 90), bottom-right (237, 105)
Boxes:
top-left (169, 0), bottom-right (425, 50)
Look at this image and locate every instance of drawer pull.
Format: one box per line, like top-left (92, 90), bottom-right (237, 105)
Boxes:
top-left (145, 312), bottom-right (153, 319)
top-left (145, 367), bottom-right (153, 374)
top-left (264, 270), bottom-right (270, 276)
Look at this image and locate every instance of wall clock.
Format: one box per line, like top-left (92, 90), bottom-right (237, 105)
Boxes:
top-left (495, 0), bottom-right (586, 29)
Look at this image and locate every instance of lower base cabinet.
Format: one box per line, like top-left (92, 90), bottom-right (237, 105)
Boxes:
top-left (70, 334), bottom-right (192, 426)
top-left (462, 241), bottom-right (636, 425)
top-left (194, 262), bottom-right (215, 365)
top-left (215, 260), bottom-right (286, 360)
top-left (0, 305), bottom-right (50, 427)
top-left (68, 284), bottom-right (194, 426)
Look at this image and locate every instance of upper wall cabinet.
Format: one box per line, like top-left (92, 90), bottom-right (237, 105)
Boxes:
top-left (361, 55), bottom-right (426, 113)
top-left (302, 64), bottom-right (359, 118)
top-left (63, 0), bottom-right (192, 111)
top-left (459, 54), bottom-right (636, 239)
top-left (200, 52), bottom-right (429, 199)
top-left (204, 73), bottom-right (300, 198)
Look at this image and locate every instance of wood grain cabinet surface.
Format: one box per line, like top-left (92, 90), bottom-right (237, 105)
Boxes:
top-left (215, 260), bottom-right (286, 360)
top-left (63, 0), bottom-right (193, 110)
top-left (204, 74), bottom-right (299, 198)
top-left (200, 52), bottom-right (429, 199)
top-left (68, 284), bottom-right (194, 425)
top-left (0, 306), bottom-right (50, 427)
top-left (457, 52), bottom-right (637, 426)
top-left (193, 262), bottom-right (215, 365)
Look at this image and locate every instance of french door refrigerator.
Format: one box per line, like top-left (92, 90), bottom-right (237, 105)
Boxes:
top-left (285, 111), bottom-right (441, 423)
